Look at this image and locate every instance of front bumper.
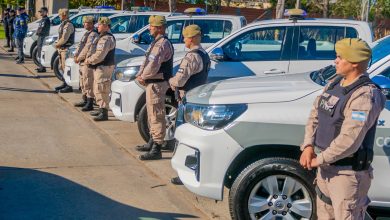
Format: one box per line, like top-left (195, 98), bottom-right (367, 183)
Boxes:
top-left (64, 58), bottom-right (80, 90)
top-left (171, 123), bottom-right (243, 200)
top-left (109, 80), bottom-right (144, 122)
top-left (40, 45), bottom-right (56, 68)
top-left (23, 37), bottom-right (35, 57)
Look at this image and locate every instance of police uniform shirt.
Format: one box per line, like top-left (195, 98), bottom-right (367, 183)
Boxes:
top-left (301, 74), bottom-right (386, 165)
top-left (85, 31), bottom-right (115, 65)
top-left (137, 36), bottom-right (173, 81)
top-left (169, 45), bottom-right (206, 89)
top-left (76, 30), bottom-right (99, 62)
top-left (56, 20), bottom-right (74, 47)
top-left (36, 16), bottom-right (50, 37)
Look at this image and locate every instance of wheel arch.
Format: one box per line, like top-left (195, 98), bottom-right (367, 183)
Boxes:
top-left (29, 40), bottom-right (37, 57)
top-left (224, 144), bottom-right (302, 189)
top-left (50, 51), bottom-right (59, 69)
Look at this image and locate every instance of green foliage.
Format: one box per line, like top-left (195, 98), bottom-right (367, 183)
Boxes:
top-left (69, 0), bottom-right (119, 9)
top-left (0, 0), bottom-right (26, 7)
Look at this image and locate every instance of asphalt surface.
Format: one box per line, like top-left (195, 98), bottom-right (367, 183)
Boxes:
top-left (0, 46), bottom-right (209, 220)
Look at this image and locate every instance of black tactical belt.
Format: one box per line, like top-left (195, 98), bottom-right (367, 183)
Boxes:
top-left (145, 79), bottom-right (166, 84)
top-left (330, 157), bottom-right (354, 166)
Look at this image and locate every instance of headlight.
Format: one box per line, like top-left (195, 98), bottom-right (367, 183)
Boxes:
top-left (114, 66), bottom-right (140, 82)
top-left (66, 46), bottom-right (77, 59)
top-left (26, 31), bottom-right (35, 37)
top-left (44, 36), bottom-right (58, 45)
top-left (184, 103), bottom-right (247, 130)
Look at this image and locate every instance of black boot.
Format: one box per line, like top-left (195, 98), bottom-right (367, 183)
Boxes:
top-left (171, 176), bottom-right (183, 185)
top-left (55, 83), bottom-right (67, 91)
top-left (136, 138), bottom-right (153, 152)
top-left (93, 108), bottom-right (108, 121)
top-left (90, 108), bottom-right (102, 116)
top-left (8, 49), bottom-right (14, 52)
top-left (81, 98), bottom-right (94, 111)
top-left (74, 95), bottom-right (87, 107)
top-left (14, 56), bottom-right (19, 60)
top-left (37, 68), bottom-right (46, 73)
top-left (59, 85), bottom-right (73, 93)
top-left (139, 142), bottom-right (162, 160)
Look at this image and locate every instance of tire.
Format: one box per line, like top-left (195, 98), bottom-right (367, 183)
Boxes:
top-left (32, 46), bottom-right (40, 66)
top-left (229, 157), bottom-right (316, 220)
top-left (137, 101), bottom-right (178, 142)
top-left (53, 56), bottom-right (63, 81)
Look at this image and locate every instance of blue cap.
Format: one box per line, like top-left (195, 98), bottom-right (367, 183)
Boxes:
top-left (17, 7), bottom-right (26, 11)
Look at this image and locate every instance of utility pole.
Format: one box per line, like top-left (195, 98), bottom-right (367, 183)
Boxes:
top-left (295, 0), bottom-right (301, 9)
top-left (121, 0), bottom-right (125, 10)
top-left (361, 0), bottom-right (370, 22)
top-left (276, 0), bottom-right (285, 19)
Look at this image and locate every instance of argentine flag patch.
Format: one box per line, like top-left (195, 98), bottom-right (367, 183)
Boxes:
top-left (352, 111), bottom-right (367, 121)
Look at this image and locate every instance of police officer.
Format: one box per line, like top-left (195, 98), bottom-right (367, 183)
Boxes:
top-left (14, 7), bottom-right (29, 64)
top-left (84, 17), bottom-right (116, 121)
top-left (3, 8), bottom-right (11, 48)
top-left (300, 38), bottom-right (386, 220)
top-left (170, 24), bottom-right (210, 185)
top-left (35, 7), bottom-right (51, 73)
top-left (73, 16), bottom-right (99, 112)
top-left (135, 15), bottom-right (174, 160)
top-left (7, 9), bottom-right (16, 53)
top-left (54, 8), bottom-right (75, 93)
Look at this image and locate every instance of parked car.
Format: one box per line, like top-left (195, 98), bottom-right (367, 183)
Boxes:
top-left (110, 15), bottom-right (373, 142)
top-left (171, 35), bottom-right (390, 219)
top-left (63, 11), bottom-right (173, 90)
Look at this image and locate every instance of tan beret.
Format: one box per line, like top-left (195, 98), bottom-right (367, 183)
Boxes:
top-left (83, 16), bottom-right (94, 23)
top-left (183, 24), bottom-right (201, 38)
top-left (335, 38), bottom-right (372, 63)
top-left (148, 15), bottom-right (166, 27)
top-left (58, 8), bottom-right (69, 16)
top-left (98, 17), bottom-right (111, 25)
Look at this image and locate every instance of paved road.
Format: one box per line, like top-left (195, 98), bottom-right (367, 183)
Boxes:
top-left (0, 49), bottom-right (206, 219)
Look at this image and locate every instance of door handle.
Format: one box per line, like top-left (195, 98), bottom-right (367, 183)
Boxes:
top-left (264, 69), bottom-right (286, 75)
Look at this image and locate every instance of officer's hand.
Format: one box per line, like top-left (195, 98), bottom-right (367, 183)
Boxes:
top-left (136, 76), bottom-right (145, 86)
top-left (74, 57), bottom-right (78, 63)
top-left (300, 146), bottom-right (315, 170)
top-left (310, 158), bottom-right (319, 168)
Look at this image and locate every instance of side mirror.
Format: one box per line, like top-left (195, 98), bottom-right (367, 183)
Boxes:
top-left (372, 75), bottom-right (390, 100)
top-left (132, 34), bottom-right (140, 44)
top-left (210, 47), bottom-right (224, 61)
top-left (118, 26), bottom-right (126, 33)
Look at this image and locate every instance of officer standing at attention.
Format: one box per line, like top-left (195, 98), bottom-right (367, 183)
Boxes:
top-left (7, 9), bottom-right (16, 53)
top-left (3, 8), bottom-right (11, 48)
top-left (84, 17), bottom-right (116, 121)
top-left (73, 16), bottom-right (99, 112)
top-left (14, 7), bottom-right (29, 64)
top-left (54, 8), bottom-right (75, 93)
top-left (35, 7), bottom-right (51, 73)
top-left (135, 15), bottom-right (174, 160)
top-left (170, 24), bottom-right (210, 185)
top-left (300, 38), bottom-right (386, 219)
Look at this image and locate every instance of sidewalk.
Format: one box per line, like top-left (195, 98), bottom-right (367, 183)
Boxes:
top-left (0, 41), bottom-right (231, 220)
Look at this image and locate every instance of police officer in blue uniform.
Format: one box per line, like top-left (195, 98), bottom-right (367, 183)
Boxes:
top-left (3, 8), bottom-right (11, 48)
top-left (14, 7), bottom-right (29, 64)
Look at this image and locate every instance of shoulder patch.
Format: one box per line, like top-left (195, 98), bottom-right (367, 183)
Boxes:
top-left (351, 111), bottom-right (367, 122)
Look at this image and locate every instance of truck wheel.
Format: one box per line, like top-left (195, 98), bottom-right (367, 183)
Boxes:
top-left (32, 46), bottom-right (40, 66)
top-left (137, 101), bottom-right (178, 142)
top-left (229, 157), bottom-right (316, 220)
top-left (53, 56), bottom-right (63, 80)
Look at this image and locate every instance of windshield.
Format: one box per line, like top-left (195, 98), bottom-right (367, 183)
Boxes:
top-left (311, 36), bottom-right (390, 86)
top-left (371, 36), bottom-right (390, 65)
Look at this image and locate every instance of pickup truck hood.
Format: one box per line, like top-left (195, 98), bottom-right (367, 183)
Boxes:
top-left (117, 51), bottom-right (187, 68)
top-left (186, 73), bottom-right (323, 105)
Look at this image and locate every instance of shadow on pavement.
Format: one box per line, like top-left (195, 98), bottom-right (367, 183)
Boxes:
top-left (0, 73), bottom-right (54, 79)
top-left (0, 167), bottom-right (199, 220)
top-left (0, 86), bottom-right (56, 94)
